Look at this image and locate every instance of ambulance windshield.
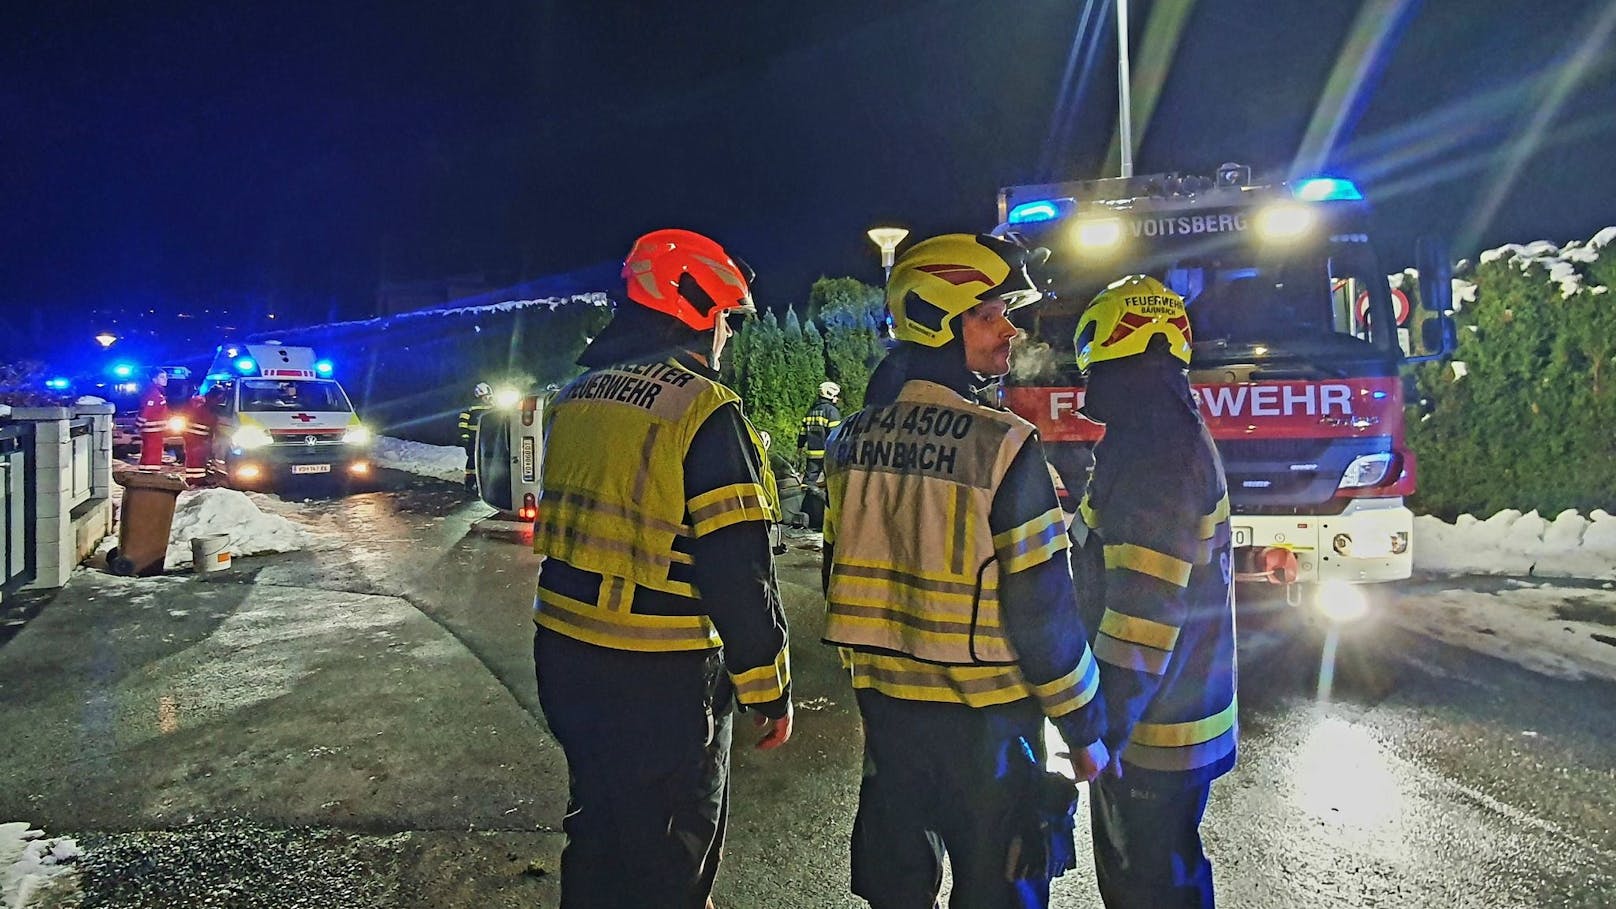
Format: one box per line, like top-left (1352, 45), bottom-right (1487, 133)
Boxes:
top-left (240, 379), bottom-right (353, 413)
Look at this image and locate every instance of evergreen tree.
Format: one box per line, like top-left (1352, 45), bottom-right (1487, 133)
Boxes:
top-left (814, 276), bottom-right (886, 411)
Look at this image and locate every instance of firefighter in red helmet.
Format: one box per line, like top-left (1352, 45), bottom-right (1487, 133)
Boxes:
top-left (529, 229), bottom-right (792, 908)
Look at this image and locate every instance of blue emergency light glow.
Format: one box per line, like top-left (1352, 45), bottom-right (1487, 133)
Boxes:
top-left (1007, 200), bottom-right (1062, 224)
top-left (111, 363), bottom-right (134, 378)
top-left (46, 377), bottom-right (71, 390)
top-left (1291, 177), bottom-right (1363, 202)
top-left (314, 359), bottom-right (334, 376)
top-left (234, 358), bottom-right (257, 373)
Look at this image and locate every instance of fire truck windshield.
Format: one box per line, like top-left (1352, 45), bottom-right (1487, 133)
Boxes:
top-left (1012, 239), bottom-right (1401, 382)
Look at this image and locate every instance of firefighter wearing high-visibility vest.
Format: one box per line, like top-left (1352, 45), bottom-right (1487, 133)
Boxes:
top-left (457, 382), bottom-right (493, 492)
top-left (797, 379), bottom-right (841, 477)
top-left (530, 228), bottom-right (792, 909)
top-left (823, 233), bottom-right (1109, 909)
top-left (136, 369), bottom-right (169, 467)
top-left (1072, 275), bottom-right (1236, 909)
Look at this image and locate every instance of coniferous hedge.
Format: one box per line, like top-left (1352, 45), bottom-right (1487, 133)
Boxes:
top-left (1407, 238), bottom-right (1616, 519)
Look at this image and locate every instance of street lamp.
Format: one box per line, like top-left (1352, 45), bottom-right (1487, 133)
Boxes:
top-left (866, 227), bottom-right (909, 282)
top-left (94, 331), bottom-right (118, 349)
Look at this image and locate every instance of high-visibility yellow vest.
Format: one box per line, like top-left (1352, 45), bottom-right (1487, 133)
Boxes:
top-left (823, 380), bottom-right (1054, 666)
top-left (533, 358), bottom-right (775, 652)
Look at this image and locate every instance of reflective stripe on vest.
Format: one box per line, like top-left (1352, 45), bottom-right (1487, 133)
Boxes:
top-left (824, 380), bottom-right (1048, 666)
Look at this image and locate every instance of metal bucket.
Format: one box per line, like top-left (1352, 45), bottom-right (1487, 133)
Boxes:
top-left (191, 534), bottom-right (232, 574)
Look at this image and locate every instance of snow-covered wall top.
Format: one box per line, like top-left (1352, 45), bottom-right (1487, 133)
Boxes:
top-left (1391, 225), bottom-right (1614, 308)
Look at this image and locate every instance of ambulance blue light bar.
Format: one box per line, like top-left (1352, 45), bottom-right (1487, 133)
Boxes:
top-left (1291, 177), bottom-right (1363, 202)
top-left (46, 377), bottom-right (71, 390)
top-left (234, 357), bottom-right (257, 373)
top-left (314, 359), bottom-right (334, 376)
top-left (1007, 200), bottom-right (1063, 224)
top-left (111, 362), bottom-right (134, 378)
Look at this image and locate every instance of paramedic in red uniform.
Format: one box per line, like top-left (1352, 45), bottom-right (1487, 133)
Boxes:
top-left (182, 385), bottom-right (226, 483)
top-left (137, 369), bottom-right (170, 467)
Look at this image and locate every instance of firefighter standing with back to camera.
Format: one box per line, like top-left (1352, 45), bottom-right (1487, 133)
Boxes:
top-left (529, 229), bottom-right (792, 909)
top-left (1071, 275), bottom-right (1236, 909)
top-left (822, 233), bottom-right (1109, 909)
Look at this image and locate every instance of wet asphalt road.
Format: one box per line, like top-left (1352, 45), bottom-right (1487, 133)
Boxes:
top-left (4, 473), bottom-right (1616, 906)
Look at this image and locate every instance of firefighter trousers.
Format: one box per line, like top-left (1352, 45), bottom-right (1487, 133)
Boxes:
top-left (850, 689), bottom-right (1053, 909)
top-left (1091, 773), bottom-right (1214, 909)
top-left (534, 627), bottom-right (734, 909)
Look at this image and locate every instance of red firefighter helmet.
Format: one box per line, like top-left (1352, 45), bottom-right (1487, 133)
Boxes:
top-left (621, 229), bottom-right (755, 331)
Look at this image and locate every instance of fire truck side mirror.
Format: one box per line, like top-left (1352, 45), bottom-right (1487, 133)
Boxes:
top-left (1414, 236), bottom-right (1453, 313)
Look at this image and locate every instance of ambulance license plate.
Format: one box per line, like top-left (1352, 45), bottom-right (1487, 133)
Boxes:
top-left (1232, 526), bottom-right (1252, 547)
top-left (292, 464), bottom-right (331, 475)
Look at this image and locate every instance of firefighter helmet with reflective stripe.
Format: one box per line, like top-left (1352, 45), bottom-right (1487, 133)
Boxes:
top-left (473, 382), bottom-right (492, 399)
top-left (1074, 274), bottom-right (1193, 372)
top-left (621, 229), bottom-right (755, 331)
top-left (886, 234), bottom-right (1044, 348)
top-left (818, 381), bottom-right (841, 400)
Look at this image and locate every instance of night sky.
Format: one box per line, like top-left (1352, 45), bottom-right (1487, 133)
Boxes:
top-left (6, 0), bottom-right (1614, 353)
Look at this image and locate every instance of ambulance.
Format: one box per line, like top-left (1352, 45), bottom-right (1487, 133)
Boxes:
top-left (197, 343), bottom-right (374, 487)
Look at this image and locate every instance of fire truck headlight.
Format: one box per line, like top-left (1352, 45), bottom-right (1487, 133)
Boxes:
top-left (1074, 218), bottom-right (1123, 249)
top-left (232, 426), bottom-right (273, 450)
top-left (166, 416), bottom-right (188, 434)
top-left (1337, 452), bottom-right (1394, 489)
top-left (1316, 580), bottom-right (1370, 623)
top-left (341, 426), bottom-right (372, 446)
top-left (494, 386), bottom-right (522, 409)
top-left (1256, 203), bottom-right (1316, 241)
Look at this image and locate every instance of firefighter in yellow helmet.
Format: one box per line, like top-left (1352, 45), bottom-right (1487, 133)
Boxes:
top-left (531, 228), bottom-right (792, 908)
top-left (1072, 274), bottom-right (1234, 909)
top-left (823, 233), bottom-right (1109, 908)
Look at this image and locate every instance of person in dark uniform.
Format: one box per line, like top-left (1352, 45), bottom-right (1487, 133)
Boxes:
top-left (1072, 274), bottom-right (1237, 909)
top-left (823, 233), bottom-right (1109, 909)
top-left (458, 382), bottom-right (494, 492)
top-left (530, 229), bottom-right (793, 909)
top-left (796, 380), bottom-right (841, 530)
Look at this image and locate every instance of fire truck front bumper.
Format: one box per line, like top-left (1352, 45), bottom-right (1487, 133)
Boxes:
top-left (1232, 497), bottom-right (1413, 586)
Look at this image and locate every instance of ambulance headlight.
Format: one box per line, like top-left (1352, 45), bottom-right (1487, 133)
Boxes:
top-left (1256, 203), bottom-right (1316, 241)
top-left (342, 426), bottom-right (372, 446)
top-left (494, 386), bottom-right (522, 409)
top-left (1074, 218), bottom-right (1123, 249)
top-left (232, 426), bottom-right (273, 450)
top-left (1338, 452), bottom-right (1394, 489)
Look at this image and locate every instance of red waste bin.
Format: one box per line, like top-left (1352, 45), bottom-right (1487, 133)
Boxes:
top-left (108, 469), bottom-right (188, 576)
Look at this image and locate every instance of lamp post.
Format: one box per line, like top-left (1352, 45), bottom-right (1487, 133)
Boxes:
top-left (94, 331), bottom-right (118, 349)
top-left (866, 227), bottom-right (909, 283)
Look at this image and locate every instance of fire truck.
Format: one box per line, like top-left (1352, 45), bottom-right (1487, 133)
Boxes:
top-left (994, 163), bottom-right (1456, 620)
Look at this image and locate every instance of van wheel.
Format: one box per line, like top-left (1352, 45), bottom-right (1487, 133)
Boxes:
top-left (107, 547), bottom-right (136, 576)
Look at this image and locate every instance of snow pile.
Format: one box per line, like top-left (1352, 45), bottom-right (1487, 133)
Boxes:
top-left (1391, 583), bottom-right (1616, 684)
top-left (74, 395), bottom-right (108, 405)
top-left (1476, 226), bottom-right (1614, 299)
top-left (259, 291), bottom-right (612, 337)
top-left (1, 822), bottom-right (80, 909)
top-left (164, 488), bottom-right (312, 569)
top-left (1388, 269), bottom-right (1478, 310)
top-left (1415, 509), bottom-right (1616, 580)
top-left (371, 436), bottom-right (466, 483)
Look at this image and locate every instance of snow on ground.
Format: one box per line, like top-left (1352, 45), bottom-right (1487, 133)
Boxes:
top-left (371, 436), bottom-right (466, 483)
top-left (1415, 509), bottom-right (1616, 580)
top-left (0, 823), bottom-right (80, 909)
top-left (1389, 581), bottom-right (1616, 684)
top-left (163, 488), bottom-right (312, 570)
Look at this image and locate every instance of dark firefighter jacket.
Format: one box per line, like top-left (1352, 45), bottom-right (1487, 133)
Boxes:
top-left (822, 356), bottom-right (1106, 752)
top-left (797, 397), bottom-right (842, 459)
top-left (457, 403), bottom-right (492, 452)
top-left (532, 353), bottom-right (791, 717)
top-left (1078, 383), bottom-right (1237, 786)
